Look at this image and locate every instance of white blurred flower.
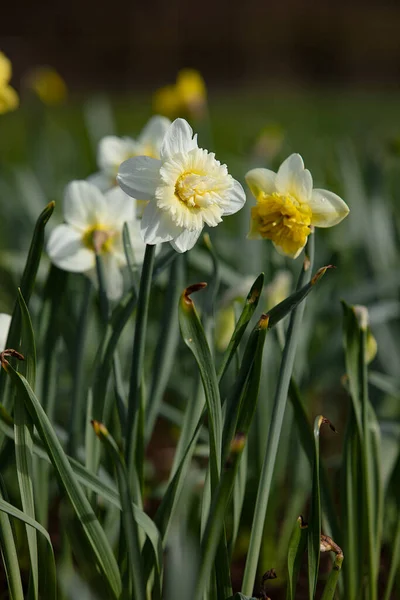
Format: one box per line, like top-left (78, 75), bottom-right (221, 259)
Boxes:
top-left (117, 118), bottom-right (246, 253)
top-left (47, 181), bottom-right (146, 300)
top-left (246, 153), bottom-right (350, 258)
top-left (0, 314), bottom-right (11, 351)
top-left (89, 116), bottom-right (171, 193)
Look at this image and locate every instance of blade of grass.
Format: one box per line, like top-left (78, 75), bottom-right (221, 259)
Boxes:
top-left (321, 552), bottom-right (344, 600)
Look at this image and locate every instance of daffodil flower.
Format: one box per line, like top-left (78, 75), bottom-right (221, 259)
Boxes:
top-left (26, 66), bottom-right (67, 106)
top-left (47, 181), bottom-right (146, 299)
top-left (90, 116), bottom-right (171, 192)
top-left (0, 52), bottom-right (19, 114)
top-left (153, 69), bottom-right (206, 120)
top-left (246, 153), bottom-right (350, 258)
top-left (117, 118), bottom-right (246, 253)
top-left (0, 314), bottom-right (11, 351)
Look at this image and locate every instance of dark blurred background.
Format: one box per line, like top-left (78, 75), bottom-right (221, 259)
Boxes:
top-left (2, 0), bottom-right (400, 91)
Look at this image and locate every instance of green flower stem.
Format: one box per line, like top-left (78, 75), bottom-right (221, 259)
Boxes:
top-left (125, 244), bottom-right (156, 487)
top-left (241, 233), bottom-right (315, 596)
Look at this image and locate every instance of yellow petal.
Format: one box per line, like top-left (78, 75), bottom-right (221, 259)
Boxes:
top-left (0, 52), bottom-right (12, 85)
top-left (0, 85), bottom-right (19, 114)
top-left (153, 84), bottom-right (181, 119)
top-left (27, 67), bottom-right (67, 105)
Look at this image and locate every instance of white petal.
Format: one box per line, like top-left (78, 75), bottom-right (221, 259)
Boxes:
top-left (138, 116), bottom-right (171, 152)
top-left (0, 314), bottom-right (11, 352)
top-left (104, 186), bottom-right (136, 227)
top-left (140, 201), bottom-right (183, 245)
top-left (117, 156), bottom-right (161, 201)
top-left (275, 153), bottom-right (313, 202)
top-left (223, 180), bottom-right (247, 216)
top-left (87, 171), bottom-right (114, 192)
top-left (125, 219), bottom-right (147, 265)
top-left (101, 254), bottom-right (124, 300)
top-left (309, 189), bottom-right (350, 228)
top-left (97, 136), bottom-right (137, 173)
top-left (160, 118), bottom-right (198, 160)
top-left (170, 228), bottom-right (202, 253)
top-left (63, 181), bottom-right (108, 231)
top-left (245, 168), bottom-right (276, 198)
top-left (47, 224), bottom-right (95, 272)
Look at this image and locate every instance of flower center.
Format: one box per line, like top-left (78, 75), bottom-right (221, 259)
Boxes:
top-left (82, 225), bottom-right (115, 254)
top-left (175, 171), bottom-right (218, 208)
top-left (251, 192), bottom-right (312, 255)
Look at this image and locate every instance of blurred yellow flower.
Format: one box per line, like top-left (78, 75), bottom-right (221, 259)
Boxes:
top-left (0, 52), bottom-right (19, 114)
top-left (153, 69), bottom-right (207, 119)
top-left (27, 66), bottom-right (67, 105)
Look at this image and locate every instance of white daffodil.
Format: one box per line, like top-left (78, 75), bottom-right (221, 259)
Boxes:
top-left (47, 181), bottom-right (146, 300)
top-left (246, 153), bottom-right (350, 258)
top-left (0, 314), bottom-right (11, 352)
top-left (117, 118), bottom-right (246, 253)
top-left (89, 115), bottom-right (171, 192)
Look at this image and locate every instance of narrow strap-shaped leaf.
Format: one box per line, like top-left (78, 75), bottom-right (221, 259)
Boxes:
top-left (0, 496), bottom-right (56, 600)
top-left (308, 416), bottom-right (336, 599)
top-left (14, 290), bottom-right (38, 599)
top-left (242, 234), bottom-right (316, 595)
top-left (217, 273), bottom-right (264, 383)
top-left (321, 552), bottom-right (344, 600)
top-left (179, 283), bottom-right (222, 483)
top-left (145, 256), bottom-right (183, 442)
top-left (3, 365), bottom-right (122, 599)
top-left (194, 316), bottom-right (268, 600)
top-left (0, 479), bottom-right (24, 600)
top-left (93, 422), bottom-right (146, 600)
top-left (287, 516), bottom-right (308, 600)
top-left (0, 202), bottom-right (54, 413)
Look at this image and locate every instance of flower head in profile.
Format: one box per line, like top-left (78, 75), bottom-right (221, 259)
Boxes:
top-left (117, 118), bottom-right (246, 253)
top-left (90, 116), bottom-right (171, 192)
top-left (25, 66), bottom-right (67, 106)
top-left (0, 52), bottom-right (19, 114)
top-left (153, 69), bottom-right (207, 120)
top-left (246, 154), bottom-right (350, 258)
top-left (0, 314), bottom-right (11, 352)
top-left (47, 181), bottom-right (145, 299)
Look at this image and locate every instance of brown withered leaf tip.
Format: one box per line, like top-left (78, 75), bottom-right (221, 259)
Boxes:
top-left (320, 533), bottom-right (343, 557)
top-left (0, 349), bottom-right (25, 370)
top-left (311, 264), bottom-right (336, 286)
top-left (182, 282), bottom-right (207, 305)
top-left (299, 514), bottom-right (308, 528)
top-left (262, 568), bottom-right (277, 582)
top-left (258, 313), bottom-right (270, 329)
top-left (321, 416), bottom-right (338, 434)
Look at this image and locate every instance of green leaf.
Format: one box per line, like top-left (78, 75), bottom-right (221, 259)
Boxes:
top-left (321, 553), bottom-right (344, 600)
top-left (218, 273), bottom-right (264, 382)
top-left (308, 416), bottom-right (335, 599)
top-left (179, 283), bottom-right (222, 483)
top-left (93, 422), bottom-right (146, 600)
top-left (3, 365), bottom-right (122, 599)
top-left (287, 516), bottom-right (308, 600)
top-left (0, 478), bottom-right (24, 600)
top-left (0, 495), bottom-right (56, 600)
top-left (194, 316), bottom-right (268, 600)
top-left (14, 290), bottom-right (38, 599)
top-left (242, 233), bottom-right (316, 596)
top-left (0, 202), bottom-right (54, 415)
